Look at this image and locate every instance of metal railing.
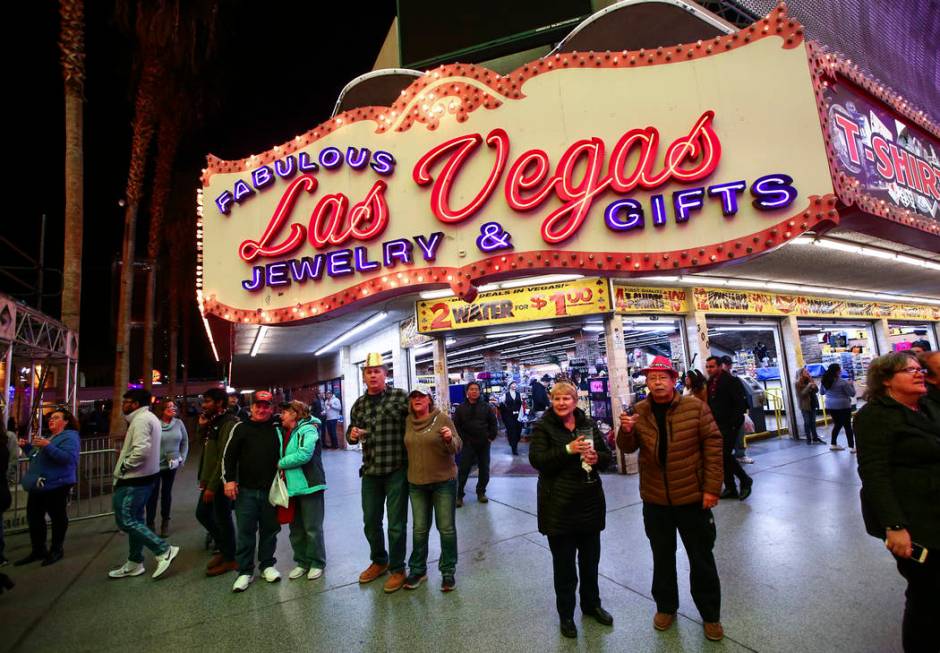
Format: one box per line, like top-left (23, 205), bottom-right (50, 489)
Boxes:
top-left (3, 437), bottom-right (121, 534)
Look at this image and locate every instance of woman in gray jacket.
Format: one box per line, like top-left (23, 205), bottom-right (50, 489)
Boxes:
top-left (146, 399), bottom-right (188, 537)
top-left (821, 364), bottom-right (856, 452)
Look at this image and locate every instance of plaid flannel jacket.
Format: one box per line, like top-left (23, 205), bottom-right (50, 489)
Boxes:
top-left (346, 386), bottom-right (409, 476)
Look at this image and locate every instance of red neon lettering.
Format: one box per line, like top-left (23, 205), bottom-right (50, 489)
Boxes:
top-left (609, 127), bottom-right (660, 193)
top-left (413, 128), bottom-right (509, 223)
top-left (832, 114), bottom-right (862, 164)
top-left (917, 160), bottom-right (939, 201)
top-left (308, 194), bottom-right (350, 248)
top-left (541, 138), bottom-right (611, 244)
top-left (872, 136), bottom-right (893, 180)
top-left (505, 149), bottom-right (553, 210)
top-left (888, 144), bottom-right (910, 187)
top-left (348, 180), bottom-right (390, 241)
top-left (906, 151), bottom-right (924, 193)
top-left (239, 175), bottom-right (315, 262)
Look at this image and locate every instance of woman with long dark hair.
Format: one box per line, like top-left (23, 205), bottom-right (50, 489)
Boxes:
top-left (15, 408), bottom-right (80, 566)
top-left (855, 352), bottom-right (940, 652)
top-left (146, 399), bottom-right (189, 537)
top-left (821, 363), bottom-right (857, 452)
top-left (683, 369), bottom-right (708, 403)
top-left (795, 367), bottom-right (822, 445)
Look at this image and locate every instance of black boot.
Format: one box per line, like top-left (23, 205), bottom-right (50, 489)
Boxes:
top-left (41, 550), bottom-right (64, 566)
top-left (14, 550), bottom-right (47, 566)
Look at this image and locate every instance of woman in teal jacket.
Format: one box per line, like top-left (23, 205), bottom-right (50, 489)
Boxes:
top-left (278, 400), bottom-right (326, 580)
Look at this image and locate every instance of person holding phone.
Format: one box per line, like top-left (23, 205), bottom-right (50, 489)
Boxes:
top-left (530, 381), bottom-right (612, 639)
top-left (617, 356), bottom-right (725, 642)
top-left (402, 385), bottom-right (462, 592)
top-left (855, 352), bottom-right (940, 653)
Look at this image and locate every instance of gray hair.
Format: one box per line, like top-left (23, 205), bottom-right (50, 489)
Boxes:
top-left (863, 351), bottom-right (919, 402)
top-left (550, 381), bottom-right (579, 402)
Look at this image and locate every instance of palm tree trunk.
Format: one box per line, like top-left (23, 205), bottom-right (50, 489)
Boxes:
top-left (142, 114), bottom-right (180, 392)
top-left (59, 0), bottom-right (84, 334)
top-left (109, 57), bottom-right (160, 436)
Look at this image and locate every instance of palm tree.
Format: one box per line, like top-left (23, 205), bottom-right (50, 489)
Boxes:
top-left (59, 0), bottom-right (84, 335)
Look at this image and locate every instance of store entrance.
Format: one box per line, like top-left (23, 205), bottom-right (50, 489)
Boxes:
top-left (623, 318), bottom-right (691, 405)
top-left (706, 319), bottom-right (792, 436)
top-left (887, 321), bottom-right (938, 352)
top-left (797, 320), bottom-right (875, 410)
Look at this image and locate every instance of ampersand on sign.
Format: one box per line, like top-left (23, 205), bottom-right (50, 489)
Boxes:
top-left (476, 221), bottom-right (513, 252)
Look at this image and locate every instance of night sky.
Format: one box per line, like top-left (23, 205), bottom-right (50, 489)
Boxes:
top-left (13, 1), bottom-right (395, 385)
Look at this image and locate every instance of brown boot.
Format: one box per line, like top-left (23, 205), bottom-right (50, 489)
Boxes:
top-left (383, 571), bottom-right (407, 593)
top-left (653, 612), bottom-right (676, 631)
top-left (206, 553), bottom-right (224, 570)
top-left (704, 622), bottom-right (724, 642)
top-left (206, 560), bottom-right (238, 577)
top-left (358, 562), bottom-right (389, 584)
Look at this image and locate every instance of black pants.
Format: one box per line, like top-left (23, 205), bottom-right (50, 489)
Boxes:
top-left (457, 440), bottom-right (491, 497)
top-left (194, 489), bottom-right (236, 561)
top-left (829, 408), bottom-right (855, 448)
top-left (547, 531), bottom-right (602, 619)
top-left (145, 468), bottom-right (178, 526)
top-left (896, 555), bottom-right (940, 653)
top-left (27, 486), bottom-right (71, 555)
top-left (643, 502), bottom-right (721, 623)
top-left (505, 418), bottom-right (522, 454)
top-left (325, 420), bottom-right (339, 448)
top-left (722, 427), bottom-right (751, 493)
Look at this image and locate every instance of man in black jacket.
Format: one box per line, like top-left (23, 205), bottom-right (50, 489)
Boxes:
top-left (920, 351), bottom-right (940, 410)
top-left (455, 381), bottom-right (497, 507)
top-left (223, 390), bottom-right (283, 592)
top-left (705, 357), bottom-right (752, 500)
top-left (196, 388), bottom-right (239, 576)
top-left (530, 375), bottom-right (551, 414)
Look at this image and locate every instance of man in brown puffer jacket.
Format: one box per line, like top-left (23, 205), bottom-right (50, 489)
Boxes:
top-left (617, 356), bottom-right (725, 643)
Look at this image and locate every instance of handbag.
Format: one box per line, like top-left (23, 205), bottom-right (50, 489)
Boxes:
top-left (268, 471), bottom-right (290, 508)
top-left (743, 413), bottom-right (756, 434)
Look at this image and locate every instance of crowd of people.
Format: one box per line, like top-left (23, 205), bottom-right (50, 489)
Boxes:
top-left (0, 347), bottom-right (937, 651)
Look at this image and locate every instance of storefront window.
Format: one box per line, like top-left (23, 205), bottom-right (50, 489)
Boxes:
top-left (797, 320), bottom-right (875, 410)
top-left (887, 322), bottom-right (938, 353)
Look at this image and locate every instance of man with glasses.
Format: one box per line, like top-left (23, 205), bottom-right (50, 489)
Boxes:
top-left (109, 389), bottom-right (180, 580)
top-left (618, 356), bottom-right (725, 642)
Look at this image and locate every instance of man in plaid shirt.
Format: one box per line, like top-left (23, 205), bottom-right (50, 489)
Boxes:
top-left (347, 353), bottom-right (410, 593)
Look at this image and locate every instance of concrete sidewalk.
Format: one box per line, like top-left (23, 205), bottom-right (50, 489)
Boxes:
top-left (0, 433), bottom-right (902, 653)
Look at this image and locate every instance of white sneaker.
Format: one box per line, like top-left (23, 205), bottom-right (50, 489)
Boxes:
top-left (261, 566), bottom-right (281, 583)
top-left (739, 456), bottom-right (755, 464)
top-left (108, 560), bottom-right (145, 578)
top-left (152, 545), bottom-right (180, 579)
top-left (849, 447), bottom-right (857, 453)
top-left (232, 574), bottom-right (253, 592)
top-left (307, 567), bottom-right (323, 580)
top-left (830, 445), bottom-right (845, 451)
top-left (288, 566), bottom-right (308, 580)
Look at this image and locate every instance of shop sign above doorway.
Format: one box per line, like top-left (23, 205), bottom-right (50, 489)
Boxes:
top-left (614, 285), bottom-right (688, 314)
top-left (416, 277), bottom-right (610, 333)
top-left (199, 5), bottom-right (834, 326)
top-left (693, 287), bottom-right (940, 321)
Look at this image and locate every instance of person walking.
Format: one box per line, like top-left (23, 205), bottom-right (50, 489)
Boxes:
top-left (530, 380), bottom-right (613, 639)
top-left (705, 356), bottom-right (752, 500)
top-left (821, 363), bottom-right (857, 452)
top-left (108, 389), bottom-right (180, 580)
top-left (223, 390), bottom-right (283, 592)
top-left (500, 382), bottom-right (523, 455)
top-left (196, 388), bottom-right (240, 577)
top-left (795, 367), bottom-right (822, 445)
top-left (346, 353), bottom-right (410, 593)
top-left (324, 391), bottom-right (343, 449)
top-left (454, 381), bottom-right (497, 507)
top-left (145, 399), bottom-right (188, 538)
top-left (618, 356), bottom-right (725, 642)
top-left (278, 400), bottom-right (327, 582)
top-left (402, 385), bottom-right (462, 592)
top-left (855, 352), bottom-right (940, 653)
top-left (13, 408), bottom-right (80, 567)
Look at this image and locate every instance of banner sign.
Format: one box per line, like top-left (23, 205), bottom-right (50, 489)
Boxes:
top-left (199, 6), bottom-right (834, 325)
top-left (810, 45), bottom-right (940, 236)
top-left (416, 278), bottom-right (611, 333)
top-left (693, 288), bottom-right (940, 321)
top-left (614, 285), bottom-right (688, 314)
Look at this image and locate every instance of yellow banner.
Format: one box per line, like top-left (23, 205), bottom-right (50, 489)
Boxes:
top-left (416, 278), bottom-right (611, 333)
top-left (614, 285), bottom-right (689, 314)
top-left (693, 288), bottom-right (940, 321)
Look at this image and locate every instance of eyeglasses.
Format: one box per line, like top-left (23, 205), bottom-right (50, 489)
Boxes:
top-left (897, 367), bottom-right (926, 375)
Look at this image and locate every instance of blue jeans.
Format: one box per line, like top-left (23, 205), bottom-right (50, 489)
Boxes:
top-left (361, 467), bottom-right (409, 573)
top-left (289, 491), bottom-right (326, 569)
top-left (113, 483), bottom-right (168, 563)
top-left (408, 479), bottom-right (457, 576)
top-left (233, 487), bottom-right (280, 575)
top-left (801, 409), bottom-right (818, 440)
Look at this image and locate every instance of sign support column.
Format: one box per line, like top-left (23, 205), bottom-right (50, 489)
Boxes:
top-left (780, 314), bottom-right (805, 437)
top-left (604, 313), bottom-right (633, 474)
top-left (873, 318), bottom-right (891, 356)
top-left (432, 336), bottom-right (450, 412)
top-left (684, 289), bottom-right (711, 370)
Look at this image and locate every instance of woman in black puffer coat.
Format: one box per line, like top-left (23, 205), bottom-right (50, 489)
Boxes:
top-left (530, 381), bottom-right (612, 639)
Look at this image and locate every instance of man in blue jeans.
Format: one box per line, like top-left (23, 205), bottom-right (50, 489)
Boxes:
top-left (109, 389), bottom-right (180, 580)
top-left (347, 353), bottom-right (410, 593)
top-left (223, 390), bottom-right (283, 592)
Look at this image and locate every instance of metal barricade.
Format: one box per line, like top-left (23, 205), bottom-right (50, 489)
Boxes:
top-left (3, 437), bottom-right (120, 534)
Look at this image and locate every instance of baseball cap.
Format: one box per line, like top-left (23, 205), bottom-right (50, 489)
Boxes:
top-left (408, 384), bottom-right (433, 398)
top-left (641, 356), bottom-right (678, 378)
top-left (252, 390), bottom-right (274, 404)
